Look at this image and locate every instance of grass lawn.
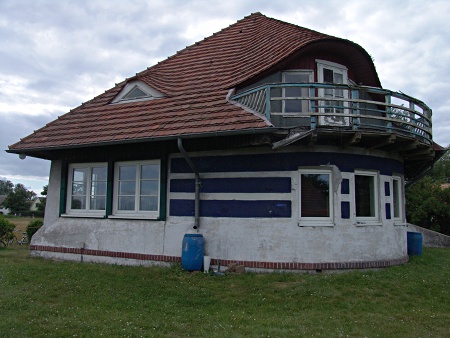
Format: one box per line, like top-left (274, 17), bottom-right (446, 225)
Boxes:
top-left (0, 241), bottom-right (449, 337)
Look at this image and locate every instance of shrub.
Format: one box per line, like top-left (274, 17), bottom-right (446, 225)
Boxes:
top-left (0, 215), bottom-right (15, 247)
top-left (26, 219), bottom-right (43, 242)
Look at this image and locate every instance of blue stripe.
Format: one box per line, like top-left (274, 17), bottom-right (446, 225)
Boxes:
top-left (171, 152), bottom-right (403, 176)
top-left (170, 199), bottom-right (291, 218)
top-left (170, 177), bottom-right (291, 193)
top-left (385, 203), bottom-right (391, 219)
top-left (341, 179), bottom-right (350, 194)
top-left (384, 182), bottom-right (391, 196)
top-left (341, 201), bottom-right (350, 219)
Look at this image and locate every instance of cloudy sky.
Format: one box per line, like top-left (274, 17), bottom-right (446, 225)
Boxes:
top-left (1, 0), bottom-right (449, 195)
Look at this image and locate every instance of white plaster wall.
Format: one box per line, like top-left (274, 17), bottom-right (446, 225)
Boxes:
top-left (32, 217), bottom-right (166, 254)
top-left (33, 148), bottom-right (408, 266)
top-left (163, 216), bottom-right (407, 264)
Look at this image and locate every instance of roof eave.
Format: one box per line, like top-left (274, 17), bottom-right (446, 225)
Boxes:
top-left (6, 126), bottom-right (277, 159)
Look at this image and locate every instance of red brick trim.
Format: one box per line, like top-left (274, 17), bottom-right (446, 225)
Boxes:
top-left (30, 245), bottom-right (181, 263)
top-left (30, 245), bottom-right (408, 270)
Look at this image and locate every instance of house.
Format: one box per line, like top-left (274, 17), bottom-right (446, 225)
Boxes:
top-left (0, 195), bottom-right (10, 215)
top-left (7, 13), bottom-right (445, 270)
top-left (30, 197), bottom-right (44, 212)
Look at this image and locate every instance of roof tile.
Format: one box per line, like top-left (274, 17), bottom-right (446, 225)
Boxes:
top-left (9, 13), bottom-right (332, 152)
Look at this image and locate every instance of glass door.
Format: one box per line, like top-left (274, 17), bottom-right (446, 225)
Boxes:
top-left (317, 60), bottom-right (349, 126)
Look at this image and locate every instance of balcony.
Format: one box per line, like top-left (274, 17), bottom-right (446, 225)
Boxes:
top-left (232, 83), bottom-right (433, 151)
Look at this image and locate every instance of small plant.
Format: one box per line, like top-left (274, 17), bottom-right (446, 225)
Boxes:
top-left (0, 215), bottom-right (15, 247)
top-left (26, 219), bottom-right (43, 242)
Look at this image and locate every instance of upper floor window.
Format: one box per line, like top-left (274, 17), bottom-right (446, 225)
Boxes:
top-left (282, 71), bottom-right (313, 114)
top-left (111, 80), bottom-right (164, 104)
top-left (317, 60), bottom-right (349, 126)
top-left (66, 163), bottom-right (107, 217)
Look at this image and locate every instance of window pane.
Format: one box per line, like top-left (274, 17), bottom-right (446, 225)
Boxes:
top-left (119, 165), bottom-right (136, 180)
top-left (285, 87), bottom-right (302, 97)
top-left (140, 196), bottom-right (158, 211)
top-left (284, 73), bottom-right (310, 83)
top-left (92, 167), bottom-right (107, 181)
top-left (90, 196), bottom-right (106, 210)
top-left (393, 179), bottom-right (400, 218)
top-left (285, 99), bottom-right (302, 112)
top-left (118, 196), bottom-right (135, 210)
top-left (124, 86), bottom-right (148, 100)
top-left (141, 165), bottom-right (159, 180)
top-left (334, 73), bottom-right (343, 85)
top-left (72, 182), bottom-right (86, 196)
top-left (301, 174), bottom-right (330, 217)
top-left (71, 196), bottom-right (86, 210)
top-left (91, 182), bottom-right (106, 196)
top-left (323, 68), bottom-right (333, 83)
top-left (140, 180), bottom-right (159, 195)
top-left (119, 181), bottom-right (136, 195)
top-left (355, 175), bottom-right (375, 217)
top-left (73, 168), bottom-right (88, 182)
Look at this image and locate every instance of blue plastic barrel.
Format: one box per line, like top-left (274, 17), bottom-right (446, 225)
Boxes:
top-left (181, 233), bottom-right (204, 271)
top-left (407, 231), bottom-right (423, 256)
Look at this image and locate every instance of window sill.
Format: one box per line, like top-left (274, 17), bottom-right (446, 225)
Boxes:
top-left (394, 222), bottom-right (406, 226)
top-left (297, 221), bottom-right (334, 227)
top-left (61, 213), bottom-right (105, 219)
top-left (355, 222), bottom-right (382, 227)
top-left (108, 215), bottom-right (159, 220)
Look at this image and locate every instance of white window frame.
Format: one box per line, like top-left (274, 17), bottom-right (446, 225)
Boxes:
top-left (64, 163), bottom-right (108, 218)
top-left (112, 160), bottom-right (161, 219)
top-left (111, 80), bottom-right (164, 104)
top-left (392, 176), bottom-right (404, 223)
top-left (316, 59), bottom-right (349, 126)
top-left (282, 70), bottom-right (314, 114)
top-left (354, 170), bottom-right (380, 224)
top-left (298, 168), bottom-right (334, 226)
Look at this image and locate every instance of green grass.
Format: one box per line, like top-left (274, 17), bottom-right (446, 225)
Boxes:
top-left (0, 246), bottom-right (449, 337)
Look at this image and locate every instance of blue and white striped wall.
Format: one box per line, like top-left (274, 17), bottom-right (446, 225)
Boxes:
top-left (165, 146), bottom-right (408, 266)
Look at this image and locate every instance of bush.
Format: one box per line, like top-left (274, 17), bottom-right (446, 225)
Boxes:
top-left (16, 210), bottom-right (45, 218)
top-left (0, 215), bottom-right (15, 246)
top-left (406, 176), bottom-right (450, 235)
top-left (26, 219), bottom-right (43, 242)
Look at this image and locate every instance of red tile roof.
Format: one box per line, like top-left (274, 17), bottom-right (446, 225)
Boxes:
top-left (9, 12), bottom-right (334, 152)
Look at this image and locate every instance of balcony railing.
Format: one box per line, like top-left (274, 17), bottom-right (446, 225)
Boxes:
top-left (232, 83), bottom-right (432, 145)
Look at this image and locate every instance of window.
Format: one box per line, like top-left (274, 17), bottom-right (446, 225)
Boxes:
top-left (66, 163), bottom-right (107, 216)
top-left (113, 160), bottom-right (160, 218)
top-left (354, 171), bottom-right (379, 222)
top-left (282, 71), bottom-right (313, 113)
top-left (111, 80), bottom-right (164, 104)
top-left (392, 176), bottom-right (403, 220)
top-left (317, 60), bottom-right (349, 126)
top-left (299, 169), bottom-right (333, 225)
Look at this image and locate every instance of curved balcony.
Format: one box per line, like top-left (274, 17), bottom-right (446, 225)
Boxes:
top-left (232, 83), bottom-right (433, 150)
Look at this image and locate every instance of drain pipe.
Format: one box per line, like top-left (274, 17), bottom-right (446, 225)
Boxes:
top-left (177, 138), bottom-right (201, 231)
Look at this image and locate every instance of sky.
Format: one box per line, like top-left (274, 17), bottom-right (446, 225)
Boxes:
top-left (1, 0), bottom-right (449, 195)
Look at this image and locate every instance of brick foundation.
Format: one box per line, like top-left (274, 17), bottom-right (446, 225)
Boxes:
top-left (30, 245), bottom-right (408, 270)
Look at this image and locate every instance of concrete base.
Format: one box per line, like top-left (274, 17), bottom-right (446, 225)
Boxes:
top-left (406, 224), bottom-right (450, 248)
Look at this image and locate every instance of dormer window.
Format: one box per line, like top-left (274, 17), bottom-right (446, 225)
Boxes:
top-left (111, 80), bottom-right (164, 104)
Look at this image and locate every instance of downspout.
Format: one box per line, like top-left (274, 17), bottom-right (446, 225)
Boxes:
top-left (177, 138), bottom-right (201, 231)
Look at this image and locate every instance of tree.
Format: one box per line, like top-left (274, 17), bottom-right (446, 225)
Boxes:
top-left (0, 215), bottom-right (15, 246)
top-left (37, 185), bottom-right (47, 214)
top-left (405, 147), bottom-right (450, 236)
top-left (0, 179), bottom-right (14, 195)
top-left (429, 149), bottom-right (450, 182)
top-left (3, 183), bottom-right (36, 215)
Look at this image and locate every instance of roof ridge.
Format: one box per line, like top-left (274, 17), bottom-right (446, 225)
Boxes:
top-left (135, 12), bottom-right (265, 78)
